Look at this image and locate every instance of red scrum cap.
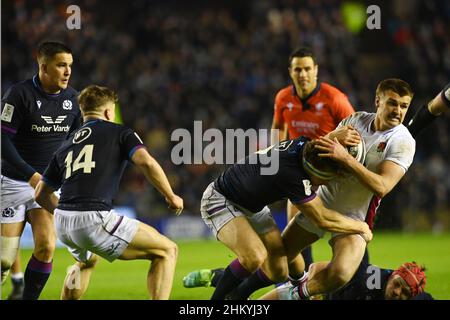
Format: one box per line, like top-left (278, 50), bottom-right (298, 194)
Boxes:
top-left (392, 262), bottom-right (426, 297)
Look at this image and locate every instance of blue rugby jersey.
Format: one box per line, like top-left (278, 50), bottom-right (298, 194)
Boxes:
top-left (1, 75), bottom-right (81, 180)
top-left (214, 136), bottom-right (316, 213)
top-left (42, 119), bottom-right (145, 211)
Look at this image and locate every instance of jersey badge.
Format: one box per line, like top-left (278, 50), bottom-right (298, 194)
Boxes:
top-left (36, 100), bottom-right (42, 109)
top-left (376, 142), bottom-right (387, 153)
top-left (287, 102), bottom-right (294, 111)
top-left (2, 207), bottom-right (15, 218)
top-left (315, 102), bottom-right (324, 111)
top-left (62, 100), bottom-right (73, 110)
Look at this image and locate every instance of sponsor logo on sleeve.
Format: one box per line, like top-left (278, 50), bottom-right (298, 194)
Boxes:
top-left (302, 179), bottom-right (312, 196)
top-left (1, 103), bottom-right (15, 122)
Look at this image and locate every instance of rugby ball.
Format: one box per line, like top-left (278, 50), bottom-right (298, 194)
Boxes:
top-left (347, 139), bottom-right (366, 164)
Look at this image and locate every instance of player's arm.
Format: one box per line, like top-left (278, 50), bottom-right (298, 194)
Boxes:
top-left (34, 181), bottom-right (58, 213)
top-left (1, 88), bottom-right (39, 186)
top-left (1, 132), bottom-right (40, 185)
top-left (131, 148), bottom-right (183, 215)
top-left (271, 93), bottom-right (288, 144)
top-left (315, 137), bottom-right (406, 198)
top-left (407, 82), bottom-right (450, 137)
top-left (429, 82), bottom-right (450, 115)
top-left (324, 125), bottom-right (360, 147)
top-left (270, 120), bottom-right (287, 145)
top-left (34, 156), bottom-right (62, 212)
top-left (294, 197), bottom-right (372, 241)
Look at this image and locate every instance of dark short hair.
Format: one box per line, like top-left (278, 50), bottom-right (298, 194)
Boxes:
top-left (302, 140), bottom-right (343, 180)
top-left (37, 41), bottom-right (72, 63)
top-left (289, 47), bottom-right (316, 67)
top-left (78, 85), bottom-right (118, 113)
top-left (376, 78), bottom-right (414, 98)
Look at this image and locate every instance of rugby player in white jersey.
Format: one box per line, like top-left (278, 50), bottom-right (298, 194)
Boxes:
top-left (285, 78), bottom-right (416, 299)
top-left (216, 78), bottom-right (416, 300)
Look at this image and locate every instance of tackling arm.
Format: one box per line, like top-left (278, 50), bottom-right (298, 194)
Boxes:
top-left (295, 197), bottom-right (372, 241)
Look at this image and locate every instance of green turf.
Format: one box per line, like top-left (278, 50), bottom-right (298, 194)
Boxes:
top-left (1, 232), bottom-right (449, 300)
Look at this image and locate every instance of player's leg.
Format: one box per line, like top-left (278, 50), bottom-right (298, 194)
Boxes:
top-left (7, 254), bottom-right (25, 300)
top-left (119, 221), bottom-right (178, 300)
top-left (228, 225), bottom-right (288, 300)
top-left (1, 221), bottom-right (25, 284)
top-left (298, 234), bottom-right (366, 298)
top-left (61, 254), bottom-right (99, 300)
top-left (258, 262), bottom-right (330, 300)
top-left (228, 206), bottom-right (290, 299)
top-left (1, 203), bottom-right (27, 285)
top-left (282, 215), bottom-right (320, 282)
top-left (287, 201), bottom-right (313, 270)
top-left (210, 216), bottom-right (269, 300)
top-left (23, 208), bottom-right (56, 300)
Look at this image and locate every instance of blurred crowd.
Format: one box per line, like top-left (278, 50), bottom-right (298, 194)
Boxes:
top-left (2, 0), bottom-right (449, 230)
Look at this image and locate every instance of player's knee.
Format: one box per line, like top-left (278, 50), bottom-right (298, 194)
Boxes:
top-left (1, 236), bottom-right (20, 272)
top-left (164, 241), bottom-right (178, 262)
top-left (272, 259), bottom-right (289, 282)
top-left (328, 265), bottom-right (354, 289)
top-left (240, 247), bottom-right (267, 272)
top-left (150, 240), bottom-right (178, 263)
top-left (33, 237), bottom-right (56, 261)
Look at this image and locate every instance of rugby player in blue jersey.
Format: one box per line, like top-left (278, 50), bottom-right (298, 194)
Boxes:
top-left (35, 85), bottom-right (183, 299)
top-left (1, 42), bottom-right (81, 299)
top-left (198, 132), bottom-right (372, 300)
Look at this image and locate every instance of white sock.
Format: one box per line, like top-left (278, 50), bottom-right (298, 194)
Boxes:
top-left (300, 282), bottom-right (311, 299)
top-left (289, 271), bottom-right (308, 283)
top-left (11, 272), bottom-right (24, 280)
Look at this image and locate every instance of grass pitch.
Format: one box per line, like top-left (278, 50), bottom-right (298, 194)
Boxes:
top-left (1, 232), bottom-right (449, 300)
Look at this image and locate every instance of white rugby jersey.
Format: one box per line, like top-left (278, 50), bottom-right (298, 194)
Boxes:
top-left (318, 111), bottom-right (416, 228)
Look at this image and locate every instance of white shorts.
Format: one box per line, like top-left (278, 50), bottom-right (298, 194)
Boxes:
top-left (55, 209), bottom-right (139, 263)
top-left (200, 182), bottom-right (278, 238)
top-left (1, 176), bottom-right (39, 223)
top-left (1, 175), bottom-right (61, 223)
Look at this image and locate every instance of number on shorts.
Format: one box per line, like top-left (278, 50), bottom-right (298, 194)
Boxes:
top-left (64, 144), bottom-right (96, 178)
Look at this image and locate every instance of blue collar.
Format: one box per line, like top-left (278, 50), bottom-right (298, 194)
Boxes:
top-left (32, 74), bottom-right (63, 97)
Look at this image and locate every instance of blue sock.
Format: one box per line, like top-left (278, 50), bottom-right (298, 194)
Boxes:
top-left (23, 255), bottom-right (52, 300)
top-left (232, 268), bottom-right (274, 299)
top-left (211, 259), bottom-right (251, 300)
